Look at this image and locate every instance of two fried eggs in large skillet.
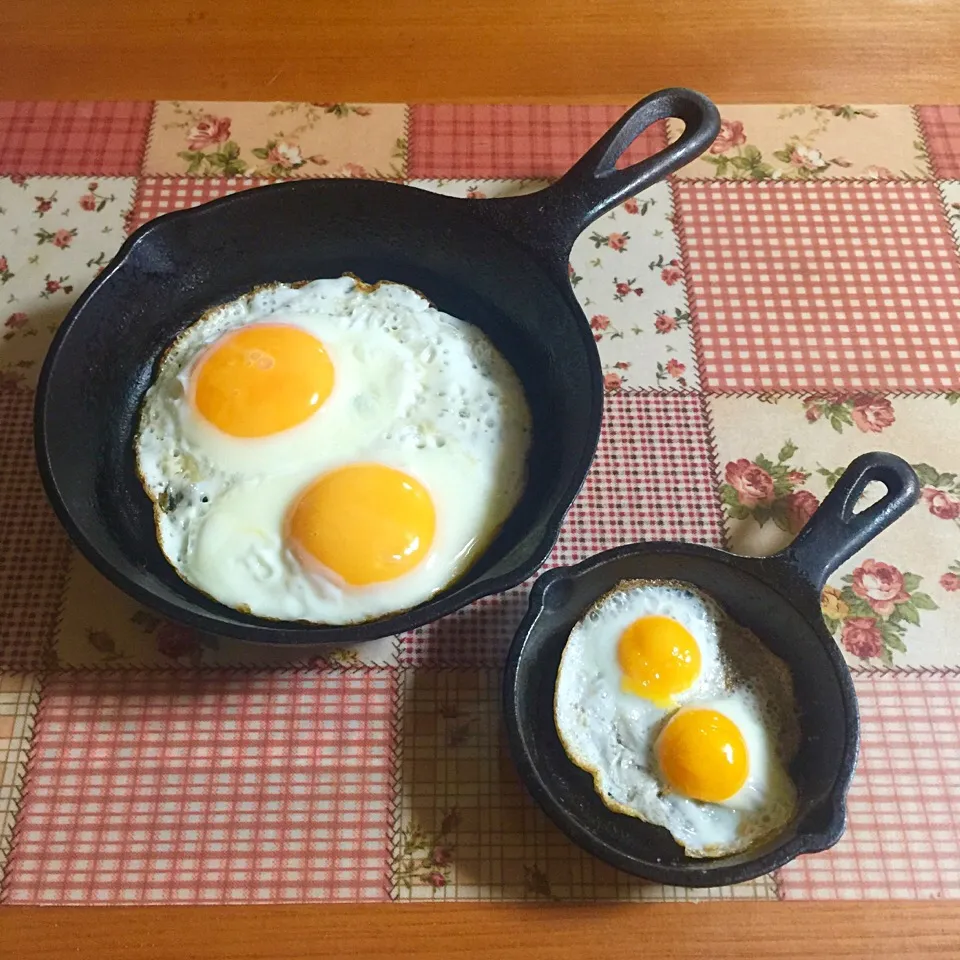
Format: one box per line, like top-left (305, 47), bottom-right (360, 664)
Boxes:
top-left (135, 276), bottom-right (532, 625)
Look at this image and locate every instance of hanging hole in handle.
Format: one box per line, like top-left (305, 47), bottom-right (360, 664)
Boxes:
top-left (851, 480), bottom-right (889, 515)
top-left (613, 119), bottom-right (673, 170)
top-left (647, 118), bottom-right (691, 170)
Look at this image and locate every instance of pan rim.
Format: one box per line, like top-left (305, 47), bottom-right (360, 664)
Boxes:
top-left (34, 179), bottom-right (604, 644)
top-left (502, 540), bottom-right (859, 887)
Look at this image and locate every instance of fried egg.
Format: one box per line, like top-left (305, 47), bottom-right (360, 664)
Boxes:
top-left (135, 277), bottom-right (532, 623)
top-left (554, 579), bottom-right (799, 858)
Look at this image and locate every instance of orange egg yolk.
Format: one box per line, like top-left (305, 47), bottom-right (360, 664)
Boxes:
top-left (192, 324), bottom-right (334, 437)
top-left (287, 464), bottom-right (436, 586)
top-left (656, 708), bottom-right (749, 803)
top-left (616, 615), bottom-right (701, 707)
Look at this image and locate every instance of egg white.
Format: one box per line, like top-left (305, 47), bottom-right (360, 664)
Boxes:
top-left (555, 581), bottom-right (727, 720)
top-left (176, 440), bottom-right (519, 624)
top-left (135, 277), bottom-right (532, 624)
top-left (554, 579), bottom-right (800, 858)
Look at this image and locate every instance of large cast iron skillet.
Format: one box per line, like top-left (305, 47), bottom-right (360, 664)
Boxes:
top-left (35, 88), bottom-right (720, 644)
top-left (504, 453), bottom-right (920, 886)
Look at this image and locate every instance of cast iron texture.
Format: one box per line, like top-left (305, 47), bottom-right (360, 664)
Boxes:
top-left (503, 453), bottom-right (920, 886)
top-left (35, 89), bottom-right (720, 645)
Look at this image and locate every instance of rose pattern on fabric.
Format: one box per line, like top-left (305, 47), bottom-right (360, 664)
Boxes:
top-left (649, 254), bottom-right (683, 285)
top-left (158, 101), bottom-right (403, 179)
top-left (34, 192), bottom-right (56, 217)
top-left (720, 441), bottom-right (815, 531)
top-left (79, 609), bottom-right (211, 664)
top-left (76, 182), bottom-right (116, 213)
top-left (154, 621), bottom-right (202, 660)
top-left (394, 808), bottom-right (460, 893)
top-left (185, 114), bottom-right (232, 151)
top-left (590, 314), bottom-right (610, 332)
top-left (850, 396), bottom-right (896, 433)
top-left (710, 119), bottom-right (747, 154)
top-left (524, 865), bottom-right (554, 899)
top-left (612, 276), bottom-right (643, 302)
top-left (725, 459), bottom-right (776, 507)
top-left (777, 143), bottom-right (831, 173)
top-left (590, 313), bottom-right (625, 342)
top-left (315, 102), bottom-right (374, 117)
top-left (654, 310), bottom-right (686, 334)
top-left (36, 226), bottom-right (77, 248)
top-left (782, 489), bottom-right (820, 534)
top-left (940, 568), bottom-right (960, 592)
top-left (621, 196), bottom-right (654, 215)
top-left (851, 559), bottom-right (910, 617)
top-left (39, 275), bottom-right (73, 298)
top-left (603, 361), bottom-right (632, 393)
top-left (590, 230), bottom-right (631, 252)
top-left (655, 358), bottom-right (687, 387)
top-left (908, 464), bottom-right (960, 527)
top-left (175, 110), bottom-right (246, 176)
top-left (251, 139), bottom-right (328, 178)
top-left (802, 393), bottom-right (896, 433)
top-left (922, 487), bottom-right (960, 520)
top-left (841, 617), bottom-right (884, 660)
top-left (820, 586), bottom-right (849, 621)
top-left (694, 106), bottom-right (905, 180)
top-left (126, 610), bottom-right (210, 663)
top-left (562, 180), bottom-right (698, 389)
top-left (821, 560), bottom-right (937, 665)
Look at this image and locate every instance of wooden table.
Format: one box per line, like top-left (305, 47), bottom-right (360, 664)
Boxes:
top-left (2, 2), bottom-right (960, 956)
top-left (2, 902), bottom-right (959, 957)
top-left (2, 0), bottom-right (960, 103)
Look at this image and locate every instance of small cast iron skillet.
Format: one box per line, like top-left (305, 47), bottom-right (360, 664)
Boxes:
top-left (503, 452), bottom-right (920, 887)
top-left (34, 88), bottom-right (720, 645)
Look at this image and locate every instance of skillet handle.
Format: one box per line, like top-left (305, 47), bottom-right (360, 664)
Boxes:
top-left (777, 452), bottom-right (920, 591)
top-left (551, 88), bottom-right (720, 236)
top-left (478, 88), bottom-right (720, 264)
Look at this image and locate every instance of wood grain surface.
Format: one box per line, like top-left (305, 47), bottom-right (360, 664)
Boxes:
top-left (2, 901), bottom-right (959, 958)
top-left (2, 0), bottom-right (960, 103)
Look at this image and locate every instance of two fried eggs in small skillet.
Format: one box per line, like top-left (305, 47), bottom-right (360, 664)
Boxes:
top-left (555, 580), bottom-right (800, 858)
top-left (135, 276), bottom-right (532, 625)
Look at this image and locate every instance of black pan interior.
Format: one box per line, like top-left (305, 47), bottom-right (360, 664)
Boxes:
top-left (37, 180), bottom-right (602, 642)
top-left (505, 545), bottom-right (855, 886)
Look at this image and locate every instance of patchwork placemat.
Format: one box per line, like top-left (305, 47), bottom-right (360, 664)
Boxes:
top-left (1, 101), bottom-right (959, 904)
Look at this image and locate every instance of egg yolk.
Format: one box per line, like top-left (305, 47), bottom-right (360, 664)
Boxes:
top-left (287, 464), bottom-right (436, 586)
top-left (656, 708), bottom-right (749, 803)
top-left (616, 615), bottom-right (701, 707)
top-left (192, 324), bottom-right (334, 437)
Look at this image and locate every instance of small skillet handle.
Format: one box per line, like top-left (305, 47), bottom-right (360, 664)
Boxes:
top-left (778, 452), bottom-right (920, 591)
top-left (477, 89), bottom-right (720, 265)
